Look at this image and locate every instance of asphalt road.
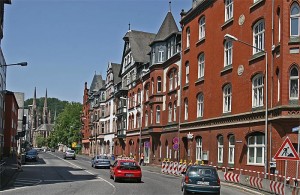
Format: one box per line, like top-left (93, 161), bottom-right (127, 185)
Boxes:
top-left (1, 151), bottom-right (260, 195)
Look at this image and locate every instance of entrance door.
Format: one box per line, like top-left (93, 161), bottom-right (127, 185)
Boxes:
top-left (144, 147), bottom-right (150, 164)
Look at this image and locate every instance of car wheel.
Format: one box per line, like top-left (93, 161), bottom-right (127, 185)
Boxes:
top-left (183, 188), bottom-right (190, 195)
top-left (73, 157), bottom-right (75, 160)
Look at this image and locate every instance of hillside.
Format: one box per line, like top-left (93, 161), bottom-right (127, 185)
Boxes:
top-left (24, 98), bottom-right (69, 122)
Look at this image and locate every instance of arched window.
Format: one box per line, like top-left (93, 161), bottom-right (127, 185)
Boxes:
top-left (224, 40), bottom-right (232, 67)
top-left (252, 74), bottom-right (264, 107)
top-left (145, 111), bottom-right (148, 127)
top-left (228, 135), bottom-right (235, 164)
top-left (184, 98), bottom-right (188, 120)
top-left (253, 19), bottom-right (265, 54)
top-left (186, 27), bottom-right (190, 48)
top-left (136, 112), bottom-right (141, 128)
top-left (196, 137), bottom-right (202, 160)
top-left (197, 93), bottom-right (204, 117)
top-left (186, 62), bottom-right (189, 84)
top-left (247, 134), bottom-right (265, 165)
top-left (198, 53), bottom-right (205, 78)
top-left (290, 2), bottom-right (300, 37)
top-left (290, 66), bottom-right (299, 99)
top-left (137, 89), bottom-right (141, 104)
top-left (150, 107), bottom-right (153, 124)
top-left (151, 79), bottom-right (154, 94)
top-left (199, 16), bottom-right (205, 40)
top-left (156, 106), bottom-right (161, 123)
top-left (157, 77), bottom-right (162, 93)
top-left (168, 103), bottom-right (172, 122)
top-left (169, 72), bottom-right (173, 91)
top-left (223, 84), bottom-right (232, 113)
top-left (173, 101), bottom-right (177, 121)
top-left (217, 136), bottom-right (224, 163)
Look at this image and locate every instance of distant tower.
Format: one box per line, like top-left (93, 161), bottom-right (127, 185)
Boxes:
top-left (43, 89), bottom-right (48, 124)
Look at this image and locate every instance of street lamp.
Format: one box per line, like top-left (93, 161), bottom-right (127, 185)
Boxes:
top-left (1, 62), bottom-right (27, 67)
top-left (120, 96), bottom-right (142, 163)
top-left (224, 34), bottom-right (268, 178)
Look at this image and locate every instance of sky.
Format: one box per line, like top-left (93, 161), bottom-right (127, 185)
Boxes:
top-left (2, 0), bottom-right (191, 103)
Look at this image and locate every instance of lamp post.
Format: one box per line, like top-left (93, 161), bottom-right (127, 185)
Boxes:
top-left (224, 34), bottom-right (268, 178)
top-left (120, 96), bottom-right (142, 163)
top-left (1, 62), bottom-right (27, 67)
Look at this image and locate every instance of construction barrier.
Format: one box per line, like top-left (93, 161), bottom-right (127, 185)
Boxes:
top-left (161, 159), bottom-right (166, 173)
top-left (173, 161), bottom-right (178, 175)
top-left (168, 161), bottom-right (173, 174)
top-left (17, 154), bottom-right (22, 171)
top-left (177, 161), bottom-right (182, 176)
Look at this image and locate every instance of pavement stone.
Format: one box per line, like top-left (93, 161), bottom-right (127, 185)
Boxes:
top-left (0, 156), bottom-right (19, 191)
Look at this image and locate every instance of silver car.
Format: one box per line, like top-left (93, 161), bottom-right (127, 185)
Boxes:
top-left (91, 155), bottom-right (110, 168)
top-left (63, 150), bottom-right (76, 160)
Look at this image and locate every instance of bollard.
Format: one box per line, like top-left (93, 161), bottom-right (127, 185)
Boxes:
top-left (17, 154), bottom-right (22, 171)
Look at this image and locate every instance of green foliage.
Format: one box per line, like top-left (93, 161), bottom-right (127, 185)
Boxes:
top-left (36, 135), bottom-right (47, 148)
top-left (24, 97), bottom-right (69, 122)
top-left (51, 102), bottom-right (82, 148)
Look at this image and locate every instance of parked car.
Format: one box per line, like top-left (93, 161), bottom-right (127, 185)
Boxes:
top-left (91, 155), bottom-right (110, 169)
top-left (25, 149), bottom-right (38, 162)
top-left (110, 159), bottom-right (142, 183)
top-left (181, 165), bottom-right (220, 195)
top-left (63, 150), bottom-right (76, 159)
top-left (50, 148), bottom-right (55, 152)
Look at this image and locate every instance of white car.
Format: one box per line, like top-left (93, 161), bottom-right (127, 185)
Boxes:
top-left (63, 150), bottom-right (76, 159)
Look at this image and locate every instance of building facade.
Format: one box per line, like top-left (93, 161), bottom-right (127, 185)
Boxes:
top-left (3, 90), bottom-right (18, 157)
top-left (179, 0), bottom-right (300, 178)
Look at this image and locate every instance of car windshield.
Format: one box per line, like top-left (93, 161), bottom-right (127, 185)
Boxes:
top-left (120, 161), bottom-right (136, 166)
top-left (67, 150), bottom-right (75, 153)
top-left (97, 156), bottom-right (108, 159)
top-left (27, 150), bottom-right (37, 155)
top-left (187, 167), bottom-right (216, 177)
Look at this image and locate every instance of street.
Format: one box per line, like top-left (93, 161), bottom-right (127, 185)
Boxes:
top-left (2, 151), bottom-right (260, 195)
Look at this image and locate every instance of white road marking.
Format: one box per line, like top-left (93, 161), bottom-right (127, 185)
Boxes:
top-left (49, 152), bottom-right (116, 195)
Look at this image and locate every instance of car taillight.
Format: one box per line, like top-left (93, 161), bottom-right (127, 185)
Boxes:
top-left (185, 176), bottom-right (189, 184)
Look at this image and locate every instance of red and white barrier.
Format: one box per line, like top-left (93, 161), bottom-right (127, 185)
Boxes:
top-left (168, 161), bottom-right (173, 174)
top-left (161, 161), bottom-right (166, 173)
top-left (177, 162), bottom-right (182, 176)
top-left (164, 162), bottom-right (169, 174)
top-left (270, 180), bottom-right (284, 195)
top-left (182, 163), bottom-right (187, 173)
top-left (224, 172), bottom-right (240, 183)
top-left (249, 176), bottom-right (263, 189)
top-left (173, 162), bottom-right (178, 175)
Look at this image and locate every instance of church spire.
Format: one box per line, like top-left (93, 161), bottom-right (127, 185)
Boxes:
top-left (43, 89), bottom-right (48, 124)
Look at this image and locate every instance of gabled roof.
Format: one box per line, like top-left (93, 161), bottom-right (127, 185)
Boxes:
top-left (152, 12), bottom-right (179, 43)
top-left (111, 63), bottom-right (121, 84)
top-left (36, 124), bottom-right (54, 132)
top-left (123, 30), bottom-right (156, 63)
top-left (90, 74), bottom-right (104, 92)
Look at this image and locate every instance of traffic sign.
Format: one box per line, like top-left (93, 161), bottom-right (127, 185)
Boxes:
top-left (274, 137), bottom-right (300, 160)
top-left (173, 143), bottom-right (179, 150)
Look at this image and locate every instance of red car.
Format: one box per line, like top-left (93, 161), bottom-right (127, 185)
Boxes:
top-left (110, 159), bottom-right (142, 183)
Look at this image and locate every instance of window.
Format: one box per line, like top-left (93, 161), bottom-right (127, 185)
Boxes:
top-left (253, 20), bottom-right (265, 54)
top-left (137, 89), bottom-right (141, 104)
top-left (218, 136), bottom-right (224, 163)
top-left (225, 0), bottom-right (233, 21)
top-left (290, 3), bottom-right (300, 37)
top-left (151, 79), bottom-right (154, 94)
top-left (247, 134), bottom-right (265, 165)
top-left (197, 93), bottom-right (204, 117)
top-left (290, 67), bottom-right (299, 99)
top-left (145, 111), bottom-right (148, 127)
top-left (152, 50), bottom-right (156, 64)
top-left (145, 84), bottom-right (149, 101)
top-left (150, 107), bottom-right (153, 124)
top-left (158, 47), bottom-right (164, 62)
top-left (167, 42), bottom-right (171, 58)
top-left (156, 106), bottom-right (161, 123)
top-left (184, 98), bottom-right (188, 120)
top-left (223, 84), bottom-right (232, 113)
top-left (186, 62), bottom-right (189, 84)
top-left (137, 113), bottom-right (141, 128)
top-left (169, 73), bottom-right (173, 91)
top-left (252, 74), bottom-right (264, 107)
top-left (198, 53), bottom-right (205, 78)
top-left (224, 40), bottom-right (232, 67)
top-left (173, 101), bottom-right (177, 121)
top-left (157, 77), bottom-right (162, 93)
top-left (196, 137), bottom-right (202, 160)
top-left (199, 16), bottom-right (205, 40)
top-left (228, 135), bottom-right (235, 164)
top-left (174, 72), bottom-right (178, 88)
top-left (278, 9), bottom-right (281, 42)
top-left (168, 103), bottom-right (172, 122)
top-left (186, 27), bottom-right (190, 48)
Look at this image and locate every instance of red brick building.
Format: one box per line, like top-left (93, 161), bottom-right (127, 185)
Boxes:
top-left (81, 82), bottom-right (91, 155)
top-left (3, 90), bottom-right (19, 157)
top-left (179, 0), bottom-right (300, 178)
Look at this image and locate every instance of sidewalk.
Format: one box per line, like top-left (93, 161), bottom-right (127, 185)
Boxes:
top-left (0, 156), bottom-right (18, 190)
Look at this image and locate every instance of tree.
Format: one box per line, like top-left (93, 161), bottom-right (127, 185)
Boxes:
top-left (51, 102), bottom-right (82, 149)
top-left (36, 135), bottom-right (47, 148)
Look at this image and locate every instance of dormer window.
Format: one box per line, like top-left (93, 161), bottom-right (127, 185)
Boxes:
top-left (158, 46), bottom-right (164, 62)
top-left (152, 50), bottom-right (155, 64)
